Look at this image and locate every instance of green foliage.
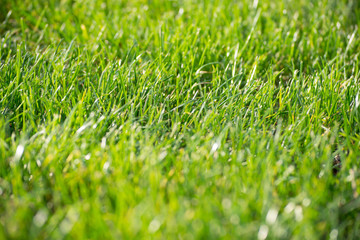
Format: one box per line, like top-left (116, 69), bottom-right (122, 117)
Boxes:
top-left (0, 0), bottom-right (360, 239)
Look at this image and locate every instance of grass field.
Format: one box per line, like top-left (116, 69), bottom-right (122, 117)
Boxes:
top-left (1, 0), bottom-right (360, 239)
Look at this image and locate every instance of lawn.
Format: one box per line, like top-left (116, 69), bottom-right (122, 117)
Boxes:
top-left (0, 0), bottom-right (360, 239)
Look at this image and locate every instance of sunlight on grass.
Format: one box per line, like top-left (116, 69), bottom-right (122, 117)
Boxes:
top-left (0, 0), bottom-right (360, 239)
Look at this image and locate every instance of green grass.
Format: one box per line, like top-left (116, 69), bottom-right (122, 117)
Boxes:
top-left (0, 0), bottom-right (360, 239)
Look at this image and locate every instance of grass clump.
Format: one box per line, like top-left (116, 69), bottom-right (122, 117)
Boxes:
top-left (1, 0), bottom-right (360, 239)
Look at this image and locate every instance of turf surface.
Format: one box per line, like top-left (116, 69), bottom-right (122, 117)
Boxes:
top-left (1, 0), bottom-right (360, 239)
